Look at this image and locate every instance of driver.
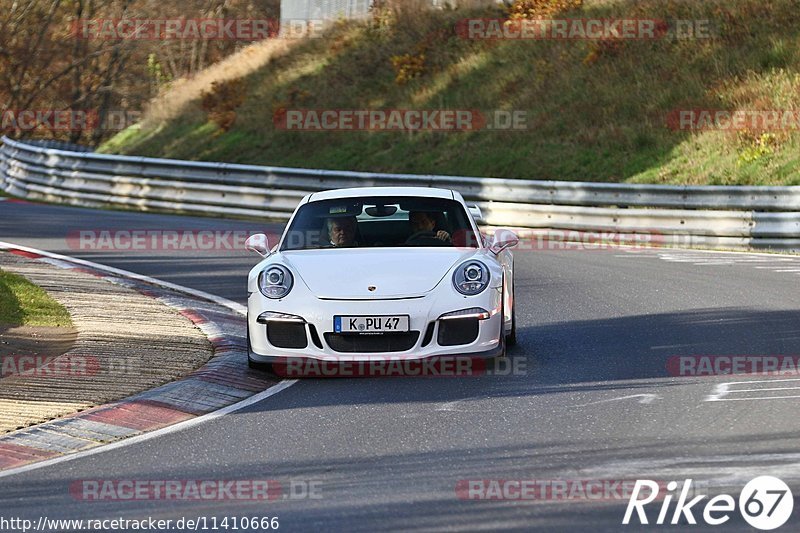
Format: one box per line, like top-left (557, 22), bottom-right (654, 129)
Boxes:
top-left (407, 211), bottom-right (450, 242)
top-left (326, 216), bottom-right (359, 247)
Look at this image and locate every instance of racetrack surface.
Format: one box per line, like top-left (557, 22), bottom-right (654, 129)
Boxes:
top-left (1, 201), bottom-right (800, 531)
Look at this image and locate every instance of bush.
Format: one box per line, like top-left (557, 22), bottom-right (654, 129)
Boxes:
top-left (508, 0), bottom-right (583, 19)
top-left (391, 52), bottom-right (427, 84)
top-left (200, 79), bottom-right (248, 131)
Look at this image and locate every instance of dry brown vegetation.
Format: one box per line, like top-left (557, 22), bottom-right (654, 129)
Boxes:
top-left (0, 0), bottom-right (279, 144)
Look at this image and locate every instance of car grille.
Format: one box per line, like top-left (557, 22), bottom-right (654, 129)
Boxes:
top-left (437, 318), bottom-right (479, 346)
top-left (267, 322), bottom-right (308, 349)
top-left (324, 332), bottom-right (420, 353)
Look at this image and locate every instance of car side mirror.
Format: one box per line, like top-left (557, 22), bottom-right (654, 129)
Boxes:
top-left (490, 229), bottom-right (519, 254)
top-left (245, 233), bottom-right (270, 257)
top-left (468, 205), bottom-right (483, 222)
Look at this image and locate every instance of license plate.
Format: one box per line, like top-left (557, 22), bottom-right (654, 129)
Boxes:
top-left (334, 315), bottom-right (410, 333)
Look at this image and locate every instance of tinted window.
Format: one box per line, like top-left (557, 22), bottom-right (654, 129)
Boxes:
top-left (280, 196), bottom-right (480, 250)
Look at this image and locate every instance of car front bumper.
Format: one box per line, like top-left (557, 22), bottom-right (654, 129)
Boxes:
top-left (247, 287), bottom-right (504, 363)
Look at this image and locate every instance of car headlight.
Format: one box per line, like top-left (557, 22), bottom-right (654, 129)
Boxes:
top-left (258, 265), bottom-right (293, 299)
top-left (453, 260), bottom-right (490, 295)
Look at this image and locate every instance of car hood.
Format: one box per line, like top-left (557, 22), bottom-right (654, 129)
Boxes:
top-left (282, 248), bottom-right (478, 299)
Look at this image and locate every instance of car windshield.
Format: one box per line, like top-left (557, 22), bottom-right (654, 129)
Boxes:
top-left (280, 196), bottom-right (480, 251)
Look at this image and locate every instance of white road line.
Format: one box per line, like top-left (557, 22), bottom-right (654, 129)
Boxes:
top-left (570, 394), bottom-right (661, 408)
top-left (661, 256), bottom-right (795, 262)
top-left (436, 398), bottom-right (471, 412)
top-left (661, 257), bottom-right (735, 265)
top-left (660, 257), bottom-right (728, 261)
top-left (0, 241), bottom-right (297, 479)
top-left (706, 382), bottom-right (731, 401)
top-left (614, 244), bottom-right (800, 259)
top-left (579, 244), bottom-right (800, 260)
top-left (706, 378), bottom-right (800, 402)
top-left (727, 378), bottom-right (800, 384)
top-left (709, 395), bottom-right (800, 401)
top-left (739, 258), bottom-right (795, 262)
top-left (674, 259), bottom-right (790, 264)
top-left (0, 241), bottom-right (246, 315)
top-left (725, 386), bottom-right (800, 393)
top-left (653, 249), bottom-right (800, 273)
top-left (684, 259), bottom-right (735, 262)
top-left (0, 380), bottom-right (297, 480)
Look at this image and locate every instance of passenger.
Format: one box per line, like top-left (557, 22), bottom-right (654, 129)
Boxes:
top-left (407, 211), bottom-right (451, 242)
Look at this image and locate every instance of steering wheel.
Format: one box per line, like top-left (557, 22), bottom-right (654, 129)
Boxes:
top-left (405, 231), bottom-right (449, 246)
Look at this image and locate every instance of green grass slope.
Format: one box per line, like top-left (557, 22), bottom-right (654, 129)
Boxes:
top-left (101, 0), bottom-right (800, 185)
top-left (0, 269), bottom-right (72, 327)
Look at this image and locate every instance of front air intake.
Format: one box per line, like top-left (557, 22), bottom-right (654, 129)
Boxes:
top-left (324, 332), bottom-right (420, 353)
top-left (267, 322), bottom-right (308, 349)
top-left (437, 318), bottom-right (479, 346)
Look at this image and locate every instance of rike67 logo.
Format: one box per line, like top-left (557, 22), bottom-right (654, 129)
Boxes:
top-left (623, 476), bottom-right (793, 530)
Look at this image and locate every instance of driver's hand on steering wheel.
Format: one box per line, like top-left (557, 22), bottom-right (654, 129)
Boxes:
top-left (435, 230), bottom-right (451, 242)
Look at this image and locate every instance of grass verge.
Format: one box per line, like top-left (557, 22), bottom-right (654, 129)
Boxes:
top-left (101, 0), bottom-right (800, 185)
top-left (0, 269), bottom-right (73, 327)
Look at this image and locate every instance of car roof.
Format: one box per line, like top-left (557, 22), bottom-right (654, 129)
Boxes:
top-left (307, 187), bottom-right (455, 203)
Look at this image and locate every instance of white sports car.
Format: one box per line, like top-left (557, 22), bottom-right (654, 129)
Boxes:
top-left (244, 187), bottom-right (518, 372)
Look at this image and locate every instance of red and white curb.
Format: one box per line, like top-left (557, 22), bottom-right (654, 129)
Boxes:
top-left (0, 242), bottom-right (293, 476)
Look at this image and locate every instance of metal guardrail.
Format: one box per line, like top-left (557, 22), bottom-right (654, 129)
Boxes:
top-left (1, 135), bottom-right (799, 251)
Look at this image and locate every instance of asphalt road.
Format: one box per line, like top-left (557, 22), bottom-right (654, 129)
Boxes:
top-left (1, 200), bottom-right (800, 531)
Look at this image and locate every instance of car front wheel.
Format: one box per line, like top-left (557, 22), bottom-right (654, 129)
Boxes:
top-left (505, 300), bottom-right (516, 347)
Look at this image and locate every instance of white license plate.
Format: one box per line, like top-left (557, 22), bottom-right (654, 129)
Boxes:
top-left (334, 315), bottom-right (410, 333)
